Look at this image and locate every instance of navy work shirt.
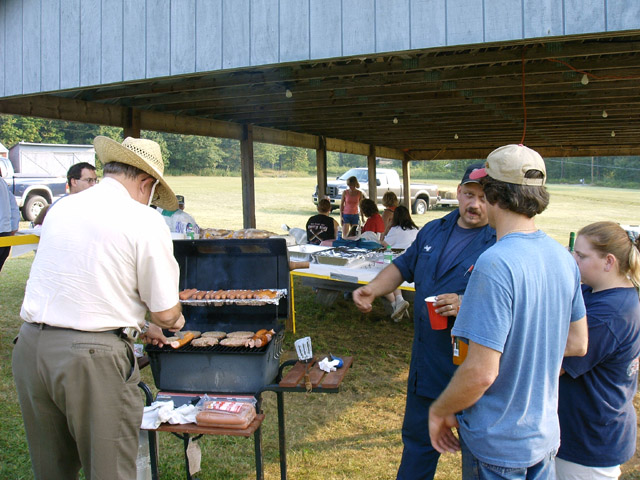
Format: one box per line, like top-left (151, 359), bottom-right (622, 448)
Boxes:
top-left (393, 210), bottom-right (496, 398)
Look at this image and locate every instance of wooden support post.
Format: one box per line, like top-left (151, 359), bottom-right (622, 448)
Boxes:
top-left (123, 108), bottom-right (141, 138)
top-left (402, 154), bottom-right (411, 210)
top-left (367, 146), bottom-right (377, 203)
top-left (316, 137), bottom-right (327, 201)
top-left (241, 124), bottom-right (256, 229)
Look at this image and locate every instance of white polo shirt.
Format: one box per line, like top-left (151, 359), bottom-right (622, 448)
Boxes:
top-left (21, 177), bottom-right (180, 331)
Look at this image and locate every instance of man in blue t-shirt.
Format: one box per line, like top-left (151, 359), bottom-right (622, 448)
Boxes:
top-left (428, 144), bottom-right (588, 479)
top-left (353, 163), bottom-right (496, 480)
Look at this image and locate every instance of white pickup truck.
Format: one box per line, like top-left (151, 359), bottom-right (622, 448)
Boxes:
top-left (313, 167), bottom-right (442, 214)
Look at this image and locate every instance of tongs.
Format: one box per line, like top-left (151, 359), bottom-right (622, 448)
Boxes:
top-left (294, 336), bottom-right (313, 392)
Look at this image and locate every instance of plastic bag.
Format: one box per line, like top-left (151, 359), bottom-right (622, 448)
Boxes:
top-left (195, 394), bottom-right (257, 429)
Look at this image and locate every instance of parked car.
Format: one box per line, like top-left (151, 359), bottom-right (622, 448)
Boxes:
top-left (313, 167), bottom-right (439, 214)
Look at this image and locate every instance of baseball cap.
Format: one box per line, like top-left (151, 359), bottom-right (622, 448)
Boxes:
top-left (176, 195), bottom-right (185, 205)
top-left (469, 144), bottom-right (546, 186)
top-left (460, 162), bottom-right (486, 185)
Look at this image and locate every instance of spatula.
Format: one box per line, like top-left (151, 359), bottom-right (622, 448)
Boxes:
top-left (294, 337), bottom-right (313, 391)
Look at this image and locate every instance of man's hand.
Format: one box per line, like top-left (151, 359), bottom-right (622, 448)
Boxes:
top-left (428, 407), bottom-right (460, 454)
top-left (434, 293), bottom-right (461, 317)
top-left (141, 323), bottom-right (169, 348)
top-left (353, 286), bottom-right (376, 313)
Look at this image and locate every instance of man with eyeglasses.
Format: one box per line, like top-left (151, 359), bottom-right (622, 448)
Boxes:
top-left (33, 162), bottom-right (98, 225)
top-left (67, 162), bottom-right (98, 194)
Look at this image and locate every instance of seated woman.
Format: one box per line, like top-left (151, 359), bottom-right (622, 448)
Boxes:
top-left (381, 206), bottom-right (419, 249)
top-left (557, 221), bottom-right (640, 480)
top-left (381, 191), bottom-right (399, 238)
top-left (360, 198), bottom-right (385, 241)
top-left (306, 198), bottom-right (339, 245)
top-left (381, 206), bottom-right (419, 321)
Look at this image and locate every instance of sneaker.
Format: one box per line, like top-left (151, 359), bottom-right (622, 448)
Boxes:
top-left (391, 299), bottom-right (410, 321)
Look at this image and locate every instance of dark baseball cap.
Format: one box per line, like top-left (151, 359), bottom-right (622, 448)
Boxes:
top-left (176, 194), bottom-right (185, 205)
top-left (460, 162), bottom-right (486, 185)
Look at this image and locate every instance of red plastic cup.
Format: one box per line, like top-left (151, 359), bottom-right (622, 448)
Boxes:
top-left (425, 296), bottom-right (448, 330)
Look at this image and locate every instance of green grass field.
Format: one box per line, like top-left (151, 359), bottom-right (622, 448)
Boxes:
top-left (1, 176), bottom-right (639, 479)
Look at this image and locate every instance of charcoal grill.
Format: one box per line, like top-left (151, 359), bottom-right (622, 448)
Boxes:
top-left (145, 237), bottom-right (289, 394)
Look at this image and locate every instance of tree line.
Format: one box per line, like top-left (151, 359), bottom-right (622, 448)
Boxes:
top-left (1, 114), bottom-right (639, 187)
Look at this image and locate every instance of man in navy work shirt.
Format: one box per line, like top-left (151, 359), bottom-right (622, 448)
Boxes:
top-left (429, 144), bottom-right (588, 480)
top-left (353, 163), bottom-right (496, 480)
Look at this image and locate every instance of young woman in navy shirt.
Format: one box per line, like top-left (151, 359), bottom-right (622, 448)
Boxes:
top-left (557, 221), bottom-right (640, 480)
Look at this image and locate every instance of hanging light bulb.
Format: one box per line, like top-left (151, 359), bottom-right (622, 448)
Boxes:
top-left (285, 89), bottom-right (293, 98)
top-left (611, 130), bottom-right (616, 137)
top-left (454, 133), bottom-right (459, 140)
top-left (581, 74), bottom-right (589, 85)
top-left (602, 110), bottom-right (608, 118)
top-left (393, 117), bottom-right (398, 124)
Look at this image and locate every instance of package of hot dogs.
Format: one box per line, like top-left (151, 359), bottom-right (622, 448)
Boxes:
top-left (195, 396), bottom-right (257, 429)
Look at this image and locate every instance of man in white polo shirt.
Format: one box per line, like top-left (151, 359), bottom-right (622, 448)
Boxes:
top-left (13, 136), bottom-right (185, 480)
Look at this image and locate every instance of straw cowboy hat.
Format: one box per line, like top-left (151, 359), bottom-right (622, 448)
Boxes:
top-left (93, 136), bottom-right (178, 211)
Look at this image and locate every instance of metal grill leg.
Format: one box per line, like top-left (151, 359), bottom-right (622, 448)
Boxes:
top-left (254, 426), bottom-right (264, 480)
top-left (277, 391), bottom-right (287, 480)
top-left (138, 381), bottom-right (159, 480)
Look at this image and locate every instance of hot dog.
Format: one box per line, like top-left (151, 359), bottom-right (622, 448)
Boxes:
top-left (179, 288), bottom-right (198, 300)
top-left (255, 290), bottom-right (277, 299)
top-left (170, 332), bottom-right (195, 349)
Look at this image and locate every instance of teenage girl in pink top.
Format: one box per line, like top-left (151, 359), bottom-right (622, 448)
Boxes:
top-left (340, 176), bottom-right (364, 237)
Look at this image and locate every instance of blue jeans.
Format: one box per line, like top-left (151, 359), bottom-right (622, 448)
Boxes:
top-left (461, 435), bottom-right (557, 480)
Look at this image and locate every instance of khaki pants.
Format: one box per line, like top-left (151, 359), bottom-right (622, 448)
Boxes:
top-left (12, 322), bottom-right (142, 480)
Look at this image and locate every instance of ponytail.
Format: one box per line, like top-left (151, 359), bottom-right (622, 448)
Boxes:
top-left (578, 222), bottom-right (640, 288)
top-left (628, 234), bottom-right (640, 288)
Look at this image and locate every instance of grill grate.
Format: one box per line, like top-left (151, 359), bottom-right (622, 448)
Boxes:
top-left (145, 329), bottom-right (284, 358)
top-left (146, 343), bottom-right (267, 354)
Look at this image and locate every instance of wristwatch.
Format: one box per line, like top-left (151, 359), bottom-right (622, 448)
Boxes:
top-left (140, 321), bottom-right (150, 335)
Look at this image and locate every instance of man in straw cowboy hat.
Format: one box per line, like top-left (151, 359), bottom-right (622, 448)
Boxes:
top-left (13, 136), bottom-right (185, 479)
top-left (428, 144), bottom-right (588, 479)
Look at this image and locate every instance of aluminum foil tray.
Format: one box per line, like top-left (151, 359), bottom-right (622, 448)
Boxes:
top-left (287, 244), bottom-right (333, 262)
top-left (313, 247), bottom-right (375, 267)
top-left (180, 289), bottom-right (287, 306)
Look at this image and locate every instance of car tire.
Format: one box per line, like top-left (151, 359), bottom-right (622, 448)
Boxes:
top-left (412, 198), bottom-right (428, 215)
top-left (22, 195), bottom-right (48, 222)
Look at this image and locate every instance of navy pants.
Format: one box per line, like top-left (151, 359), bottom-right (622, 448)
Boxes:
top-left (396, 390), bottom-right (440, 480)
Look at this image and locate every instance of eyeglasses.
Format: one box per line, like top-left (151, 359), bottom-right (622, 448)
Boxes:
top-left (79, 178), bottom-right (99, 185)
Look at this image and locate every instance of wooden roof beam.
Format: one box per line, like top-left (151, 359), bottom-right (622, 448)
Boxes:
top-left (0, 95), bottom-right (405, 160)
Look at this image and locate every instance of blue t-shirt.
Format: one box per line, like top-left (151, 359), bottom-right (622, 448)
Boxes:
top-left (452, 231), bottom-right (586, 468)
top-left (393, 210), bottom-right (496, 398)
top-left (558, 285), bottom-right (640, 467)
